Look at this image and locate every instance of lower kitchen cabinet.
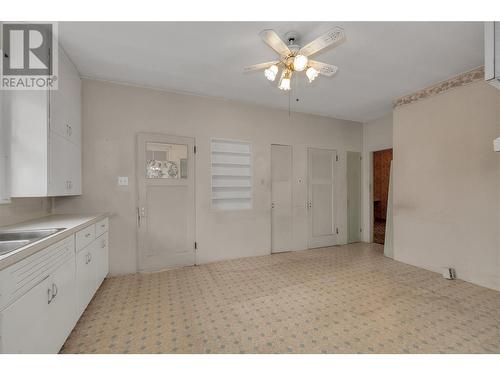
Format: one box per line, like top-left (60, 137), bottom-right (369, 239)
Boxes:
top-left (96, 232), bottom-right (109, 284)
top-left (0, 217), bottom-right (109, 353)
top-left (75, 241), bottom-right (99, 316)
top-left (0, 257), bottom-right (76, 354)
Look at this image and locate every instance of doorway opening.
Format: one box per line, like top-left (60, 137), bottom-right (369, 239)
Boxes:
top-left (372, 148), bottom-right (392, 244)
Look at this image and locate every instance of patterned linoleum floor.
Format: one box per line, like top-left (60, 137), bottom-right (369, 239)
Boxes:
top-left (60, 243), bottom-right (500, 354)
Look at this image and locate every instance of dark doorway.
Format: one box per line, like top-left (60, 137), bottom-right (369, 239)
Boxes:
top-left (373, 148), bottom-right (393, 244)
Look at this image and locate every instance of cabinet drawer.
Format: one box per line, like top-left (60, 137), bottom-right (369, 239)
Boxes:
top-left (75, 224), bottom-right (95, 252)
top-left (0, 236), bottom-right (74, 311)
top-left (95, 218), bottom-right (109, 237)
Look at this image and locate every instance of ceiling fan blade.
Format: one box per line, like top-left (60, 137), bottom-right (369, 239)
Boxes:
top-left (299, 27), bottom-right (345, 57)
top-left (243, 61), bottom-right (279, 72)
top-left (259, 29), bottom-right (290, 57)
top-left (309, 60), bottom-right (338, 76)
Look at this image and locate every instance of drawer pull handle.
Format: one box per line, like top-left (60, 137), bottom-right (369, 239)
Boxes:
top-left (85, 233), bottom-right (91, 238)
top-left (52, 283), bottom-right (58, 299)
top-left (47, 288), bottom-right (53, 304)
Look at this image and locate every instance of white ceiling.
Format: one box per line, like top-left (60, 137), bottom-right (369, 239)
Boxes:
top-left (58, 22), bottom-right (484, 122)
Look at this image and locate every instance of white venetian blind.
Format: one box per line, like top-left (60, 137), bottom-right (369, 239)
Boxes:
top-left (211, 138), bottom-right (252, 210)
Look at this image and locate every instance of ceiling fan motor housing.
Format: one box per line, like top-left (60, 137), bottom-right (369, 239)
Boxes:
top-left (284, 31), bottom-right (301, 53)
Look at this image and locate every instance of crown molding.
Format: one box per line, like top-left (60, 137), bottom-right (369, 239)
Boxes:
top-left (393, 66), bottom-right (484, 108)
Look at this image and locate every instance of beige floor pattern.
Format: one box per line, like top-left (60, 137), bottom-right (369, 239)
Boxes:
top-left (60, 243), bottom-right (500, 354)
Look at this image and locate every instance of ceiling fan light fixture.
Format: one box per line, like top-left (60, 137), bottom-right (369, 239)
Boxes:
top-left (293, 54), bottom-right (308, 72)
top-left (306, 67), bottom-right (319, 83)
top-left (264, 64), bottom-right (279, 81)
top-left (279, 69), bottom-right (292, 91)
top-left (245, 28), bottom-right (344, 91)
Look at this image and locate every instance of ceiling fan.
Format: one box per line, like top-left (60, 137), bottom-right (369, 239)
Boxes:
top-left (244, 27), bottom-right (345, 91)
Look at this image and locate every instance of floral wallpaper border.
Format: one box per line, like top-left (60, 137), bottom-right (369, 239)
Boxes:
top-left (393, 66), bottom-right (484, 108)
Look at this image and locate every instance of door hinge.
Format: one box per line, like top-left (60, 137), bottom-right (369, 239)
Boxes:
top-left (194, 241), bottom-right (198, 250)
top-left (336, 228), bottom-right (339, 234)
top-left (336, 155), bottom-right (339, 162)
top-left (194, 145), bottom-right (197, 154)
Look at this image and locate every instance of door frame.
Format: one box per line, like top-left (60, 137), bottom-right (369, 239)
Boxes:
top-left (307, 147), bottom-right (337, 249)
top-left (135, 132), bottom-right (197, 272)
top-left (270, 143), bottom-right (293, 254)
top-left (346, 150), bottom-right (362, 243)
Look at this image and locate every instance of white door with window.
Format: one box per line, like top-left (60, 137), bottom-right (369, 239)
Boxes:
top-left (271, 144), bottom-right (293, 253)
top-left (307, 148), bottom-right (337, 248)
top-left (137, 133), bottom-right (196, 272)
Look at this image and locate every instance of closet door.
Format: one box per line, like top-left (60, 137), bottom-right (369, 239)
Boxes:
top-left (271, 144), bottom-right (293, 253)
top-left (308, 148), bottom-right (337, 248)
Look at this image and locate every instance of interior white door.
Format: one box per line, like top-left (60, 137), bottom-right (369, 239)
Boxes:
top-left (137, 133), bottom-right (196, 272)
top-left (308, 148), bottom-right (337, 248)
top-left (347, 151), bottom-right (362, 243)
top-left (271, 144), bottom-right (293, 253)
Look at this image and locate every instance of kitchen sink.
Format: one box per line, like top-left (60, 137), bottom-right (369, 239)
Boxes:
top-left (0, 228), bottom-right (66, 256)
top-left (0, 240), bottom-right (31, 256)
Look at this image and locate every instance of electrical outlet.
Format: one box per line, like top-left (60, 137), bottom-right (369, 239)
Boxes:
top-left (118, 176), bottom-right (129, 186)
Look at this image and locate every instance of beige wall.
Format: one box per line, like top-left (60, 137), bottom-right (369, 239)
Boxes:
top-left (55, 79), bottom-right (363, 275)
top-left (362, 113), bottom-right (393, 242)
top-left (393, 81), bottom-right (500, 291)
top-left (0, 198), bottom-right (52, 227)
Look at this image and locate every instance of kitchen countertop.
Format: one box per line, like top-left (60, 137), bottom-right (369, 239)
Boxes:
top-left (0, 213), bottom-right (110, 271)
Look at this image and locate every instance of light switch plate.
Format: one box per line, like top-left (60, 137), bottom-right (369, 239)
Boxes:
top-left (118, 176), bottom-right (129, 186)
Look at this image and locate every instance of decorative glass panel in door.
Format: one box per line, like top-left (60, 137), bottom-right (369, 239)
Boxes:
top-left (145, 142), bottom-right (188, 179)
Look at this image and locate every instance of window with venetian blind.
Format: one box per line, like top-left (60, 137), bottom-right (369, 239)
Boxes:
top-left (211, 138), bottom-right (252, 210)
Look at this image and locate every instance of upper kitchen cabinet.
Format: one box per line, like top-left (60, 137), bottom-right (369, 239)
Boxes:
top-left (7, 47), bottom-right (82, 197)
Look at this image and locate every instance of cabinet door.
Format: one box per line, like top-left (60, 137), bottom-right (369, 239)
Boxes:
top-left (50, 47), bottom-right (81, 145)
top-left (0, 275), bottom-right (52, 353)
top-left (8, 89), bottom-right (50, 197)
top-left (48, 131), bottom-right (70, 196)
top-left (95, 232), bottom-right (109, 286)
top-left (69, 138), bottom-right (82, 195)
top-left (75, 245), bottom-right (97, 316)
top-left (46, 257), bottom-right (77, 351)
top-left (48, 131), bottom-right (81, 196)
